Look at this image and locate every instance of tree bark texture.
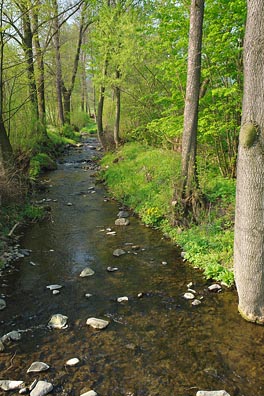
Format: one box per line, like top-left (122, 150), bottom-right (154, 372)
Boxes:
top-left (181, 0), bottom-right (204, 198)
top-left (20, 3), bottom-right (39, 119)
top-left (114, 69), bottom-right (121, 148)
top-left (234, 0), bottom-right (264, 324)
top-left (32, 1), bottom-right (46, 127)
top-left (0, 0), bottom-right (12, 170)
top-left (52, 0), bottom-right (64, 126)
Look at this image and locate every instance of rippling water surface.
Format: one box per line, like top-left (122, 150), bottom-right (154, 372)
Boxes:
top-left (1, 138), bottom-right (264, 396)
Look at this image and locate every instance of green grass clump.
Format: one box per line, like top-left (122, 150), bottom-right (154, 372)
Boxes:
top-left (101, 142), bottom-right (236, 286)
top-left (29, 153), bottom-right (57, 180)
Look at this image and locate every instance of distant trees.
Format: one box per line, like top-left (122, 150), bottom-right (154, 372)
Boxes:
top-left (234, 0), bottom-right (264, 324)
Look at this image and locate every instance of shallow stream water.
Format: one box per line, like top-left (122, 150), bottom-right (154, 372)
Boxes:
top-left (1, 138), bottom-right (264, 396)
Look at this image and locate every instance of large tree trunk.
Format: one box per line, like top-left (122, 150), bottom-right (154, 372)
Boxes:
top-left (234, 0), bottom-right (264, 324)
top-left (180, 0), bottom-right (204, 203)
top-left (113, 69), bottom-right (121, 148)
top-left (96, 58), bottom-right (108, 148)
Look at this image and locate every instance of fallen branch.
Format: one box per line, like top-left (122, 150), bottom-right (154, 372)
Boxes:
top-left (8, 222), bottom-right (20, 237)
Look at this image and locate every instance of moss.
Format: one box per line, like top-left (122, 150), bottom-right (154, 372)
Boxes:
top-left (239, 123), bottom-right (258, 148)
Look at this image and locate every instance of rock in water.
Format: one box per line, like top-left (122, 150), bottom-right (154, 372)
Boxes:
top-left (208, 284), bottom-right (222, 292)
top-left (1, 330), bottom-right (21, 342)
top-left (30, 381), bottom-right (53, 396)
top-left (0, 298), bottom-right (6, 310)
top-left (86, 317), bottom-right (109, 330)
top-left (117, 296), bottom-right (129, 303)
top-left (46, 284), bottom-right (62, 290)
top-left (80, 391), bottom-right (97, 396)
top-left (113, 249), bottom-right (126, 257)
top-left (117, 210), bottom-right (130, 218)
top-left (115, 218), bottom-right (130, 226)
top-left (27, 362), bottom-right (50, 373)
top-left (0, 380), bottom-right (24, 391)
top-left (48, 314), bottom-right (68, 329)
top-left (80, 267), bottom-right (95, 277)
top-left (66, 358), bottom-right (80, 366)
top-left (183, 292), bottom-right (195, 300)
top-left (192, 299), bottom-right (201, 306)
top-left (196, 392), bottom-right (230, 396)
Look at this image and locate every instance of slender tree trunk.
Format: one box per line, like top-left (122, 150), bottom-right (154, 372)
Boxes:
top-left (180, 0), bottom-right (204, 201)
top-left (32, 1), bottom-right (46, 128)
top-left (20, 3), bottom-right (39, 120)
top-left (114, 69), bottom-right (121, 148)
top-left (97, 58), bottom-right (108, 147)
top-left (0, 0), bottom-right (12, 171)
top-left (52, 0), bottom-right (64, 126)
top-left (234, 0), bottom-right (264, 324)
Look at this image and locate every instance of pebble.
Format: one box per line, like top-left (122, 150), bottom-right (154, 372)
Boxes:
top-left (86, 317), bottom-right (109, 330)
top-left (27, 362), bottom-right (50, 373)
top-left (208, 284), bottom-right (222, 292)
top-left (183, 292), bottom-right (195, 300)
top-left (0, 380), bottom-right (24, 391)
top-left (80, 267), bottom-right (95, 277)
top-left (192, 299), bottom-right (202, 306)
top-left (46, 284), bottom-right (62, 290)
top-left (30, 380), bottom-right (53, 396)
top-left (66, 358), bottom-right (80, 366)
top-left (67, 202), bottom-right (73, 206)
top-left (117, 296), bottom-right (129, 303)
top-left (107, 267), bottom-right (118, 272)
top-left (80, 391), bottom-right (97, 396)
top-left (161, 261), bottom-right (167, 265)
top-left (115, 218), bottom-right (130, 226)
top-left (113, 249), bottom-right (126, 257)
top-left (48, 314), bottom-right (68, 329)
top-left (117, 210), bottom-right (130, 218)
top-left (52, 290), bottom-right (60, 295)
top-left (85, 293), bottom-right (93, 298)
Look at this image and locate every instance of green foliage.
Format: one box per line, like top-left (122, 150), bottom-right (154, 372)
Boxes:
top-left (102, 142), bottom-right (236, 286)
top-left (29, 153), bottom-right (57, 180)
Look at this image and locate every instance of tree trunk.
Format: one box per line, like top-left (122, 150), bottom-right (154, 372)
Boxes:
top-left (114, 69), bottom-right (121, 148)
top-left (180, 0), bottom-right (204, 201)
top-left (20, 3), bottom-right (39, 120)
top-left (0, 0), bottom-right (12, 170)
top-left (234, 0), bottom-right (264, 324)
top-left (96, 58), bottom-right (108, 148)
top-left (52, 0), bottom-right (64, 126)
top-left (32, 1), bottom-right (46, 128)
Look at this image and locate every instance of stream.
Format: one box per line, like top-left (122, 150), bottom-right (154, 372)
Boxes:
top-left (1, 138), bottom-right (264, 396)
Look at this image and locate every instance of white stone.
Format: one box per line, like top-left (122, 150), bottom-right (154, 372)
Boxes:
top-left (117, 296), bottom-right (129, 303)
top-left (0, 298), bottom-right (6, 310)
top-left (66, 358), bottom-right (80, 366)
top-left (48, 314), bottom-right (68, 329)
top-left (192, 299), bottom-right (202, 306)
top-left (0, 380), bottom-right (24, 391)
top-left (1, 330), bottom-right (21, 342)
top-left (27, 362), bottom-right (50, 373)
top-left (183, 292), bottom-right (195, 300)
top-left (46, 284), bottom-right (62, 290)
top-left (196, 391), bottom-right (230, 396)
top-left (107, 267), bottom-right (118, 272)
top-left (52, 290), bottom-right (60, 295)
top-left (85, 293), bottom-right (92, 298)
top-left (80, 391), bottom-right (97, 396)
top-left (86, 317), bottom-right (109, 330)
top-left (80, 267), bottom-right (95, 277)
top-left (30, 381), bottom-right (53, 396)
top-left (161, 261), bottom-right (167, 265)
top-left (208, 284), bottom-right (222, 292)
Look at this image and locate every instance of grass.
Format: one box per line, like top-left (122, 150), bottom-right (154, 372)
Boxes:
top-left (101, 142), bottom-right (235, 286)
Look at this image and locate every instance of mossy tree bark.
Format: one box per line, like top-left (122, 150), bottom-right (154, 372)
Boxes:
top-left (114, 69), bottom-right (121, 148)
top-left (176, 0), bottom-right (204, 219)
top-left (234, 0), bottom-right (264, 324)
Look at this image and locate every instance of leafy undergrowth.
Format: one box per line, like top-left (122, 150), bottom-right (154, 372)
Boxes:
top-left (101, 142), bottom-right (235, 286)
